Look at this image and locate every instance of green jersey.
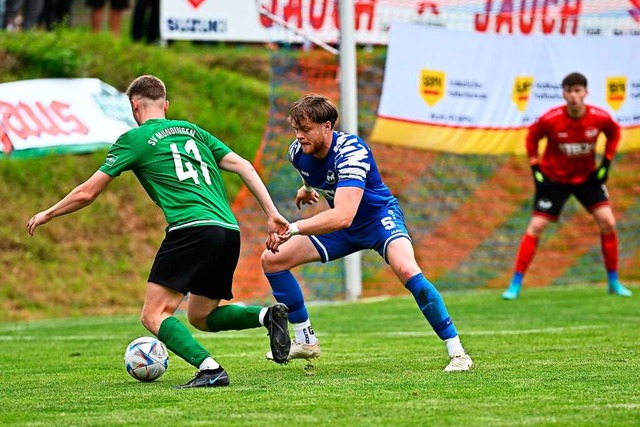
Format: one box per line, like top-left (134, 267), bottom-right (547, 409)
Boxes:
top-left (99, 118), bottom-right (239, 232)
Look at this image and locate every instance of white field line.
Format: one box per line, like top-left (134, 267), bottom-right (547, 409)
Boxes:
top-left (0, 324), bottom-right (606, 341)
top-left (0, 316), bottom-right (136, 332)
top-left (0, 333), bottom-right (256, 341)
top-left (381, 324), bottom-right (607, 337)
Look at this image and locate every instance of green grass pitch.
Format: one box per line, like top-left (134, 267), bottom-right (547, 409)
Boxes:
top-left (0, 285), bottom-right (638, 426)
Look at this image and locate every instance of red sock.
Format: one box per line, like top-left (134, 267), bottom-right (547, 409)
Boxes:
top-left (601, 232), bottom-right (618, 272)
top-left (515, 233), bottom-right (539, 274)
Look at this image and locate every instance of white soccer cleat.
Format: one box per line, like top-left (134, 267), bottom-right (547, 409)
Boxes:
top-left (444, 352), bottom-right (474, 372)
top-left (266, 339), bottom-right (321, 362)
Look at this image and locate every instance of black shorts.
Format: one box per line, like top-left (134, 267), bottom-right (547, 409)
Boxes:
top-left (148, 225), bottom-right (240, 300)
top-left (533, 179), bottom-right (609, 221)
top-left (86, 0), bottom-right (129, 10)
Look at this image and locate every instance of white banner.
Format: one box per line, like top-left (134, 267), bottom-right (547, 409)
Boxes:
top-left (370, 23), bottom-right (640, 154)
top-left (0, 79), bottom-right (135, 158)
top-left (161, 0), bottom-right (386, 44)
top-left (160, 0), bottom-right (640, 44)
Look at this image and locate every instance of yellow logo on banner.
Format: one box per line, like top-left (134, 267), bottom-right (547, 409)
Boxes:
top-left (512, 77), bottom-right (534, 112)
top-left (606, 77), bottom-right (626, 111)
top-left (420, 70), bottom-right (445, 106)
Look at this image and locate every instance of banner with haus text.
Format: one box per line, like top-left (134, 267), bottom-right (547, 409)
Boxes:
top-left (0, 79), bottom-right (135, 158)
top-left (370, 24), bottom-right (640, 155)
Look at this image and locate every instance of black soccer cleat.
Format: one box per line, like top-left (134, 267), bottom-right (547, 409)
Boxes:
top-left (265, 303), bottom-right (291, 364)
top-left (174, 367), bottom-right (230, 389)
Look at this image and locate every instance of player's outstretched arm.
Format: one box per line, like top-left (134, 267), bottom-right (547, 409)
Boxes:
top-left (283, 186), bottom-right (363, 238)
top-left (26, 171), bottom-right (113, 236)
top-left (217, 152), bottom-right (289, 251)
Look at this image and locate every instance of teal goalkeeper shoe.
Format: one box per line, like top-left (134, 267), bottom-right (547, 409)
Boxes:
top-left (608, 281), bottom-right (632, 297)
top-left (501, 282), bottom-right (521, 300)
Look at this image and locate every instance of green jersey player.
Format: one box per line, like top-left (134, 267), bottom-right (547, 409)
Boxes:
top-left (26, 75), bottom-right (291, 388)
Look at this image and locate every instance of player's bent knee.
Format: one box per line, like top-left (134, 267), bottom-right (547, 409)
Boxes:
top-left (397, 269), bottom-right (420, 284)
top-left (389, 260), bottom-right (422, 284)
top-left (189, 319), bottom-right (208, 332)
top-left (187, 312), bottom-right (208, 331)
top-left (140, 311), bottom-right (160, 335)
top-left (260, 254), bottom-right (277, 274)
top-left (261, 249), bottom-right (287, 274)
top-left (598, 217), bottom-right (616, 234)
top-left (600, 223), bottom-right (616, 235)
top-left (260, 250), bottom-right (272, 271)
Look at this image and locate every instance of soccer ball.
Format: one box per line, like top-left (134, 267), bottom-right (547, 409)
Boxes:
top-left (124, 336), bottom-right (169, 382)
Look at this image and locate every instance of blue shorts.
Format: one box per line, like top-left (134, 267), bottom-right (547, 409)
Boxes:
top-left (309, 203), bottom-right (411, 263)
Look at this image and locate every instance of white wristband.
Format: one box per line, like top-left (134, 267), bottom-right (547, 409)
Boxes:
top-left (303, 185), bottom-right (314, 193)
top-left (289, 222), bottom-right (300, 236)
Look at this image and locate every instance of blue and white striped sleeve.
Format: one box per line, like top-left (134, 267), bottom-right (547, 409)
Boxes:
top-left (335, 134), bottom-right (370, 188)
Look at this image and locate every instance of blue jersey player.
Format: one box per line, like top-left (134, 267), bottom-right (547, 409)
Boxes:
top-left (262, 94), bottom-right (473, 371)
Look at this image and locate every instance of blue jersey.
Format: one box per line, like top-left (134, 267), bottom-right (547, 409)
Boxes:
top-left (288, 131), bottom-right (397, 225)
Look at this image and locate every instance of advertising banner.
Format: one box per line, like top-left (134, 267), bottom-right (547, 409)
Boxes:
top-left (160, 0), bottom-right (640, 44)
top-left (370, 23), bottom-right (640, 154)
top-left (0, 79), bottom-right (135, 158)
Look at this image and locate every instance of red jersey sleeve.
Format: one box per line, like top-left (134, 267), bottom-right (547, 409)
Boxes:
top-left (526, 118), bottom-right (546, 164)
top-left (601, 114), bottom-right (621, 161)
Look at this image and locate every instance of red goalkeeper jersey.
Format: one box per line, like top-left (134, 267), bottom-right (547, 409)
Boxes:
top-left (526, 105), bottom-right (620, 184)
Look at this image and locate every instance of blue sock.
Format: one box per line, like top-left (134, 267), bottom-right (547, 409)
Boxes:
top-left (607, 270), bottom-right (618, 284)
top-left (404, 273), bottom-right (458, 340)
top-left (266, 270), bottom-right (309, 323)
top-left (512, 272), bottom-right (523, 286)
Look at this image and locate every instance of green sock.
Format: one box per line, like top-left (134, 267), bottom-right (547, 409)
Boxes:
top-left (206, 305), bottom-right (263, 332)
top-left (158, 316), bottom-right (210, 368)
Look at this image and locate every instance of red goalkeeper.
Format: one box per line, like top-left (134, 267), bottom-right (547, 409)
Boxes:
top-left (502, 72), bottom-right (632, 300)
